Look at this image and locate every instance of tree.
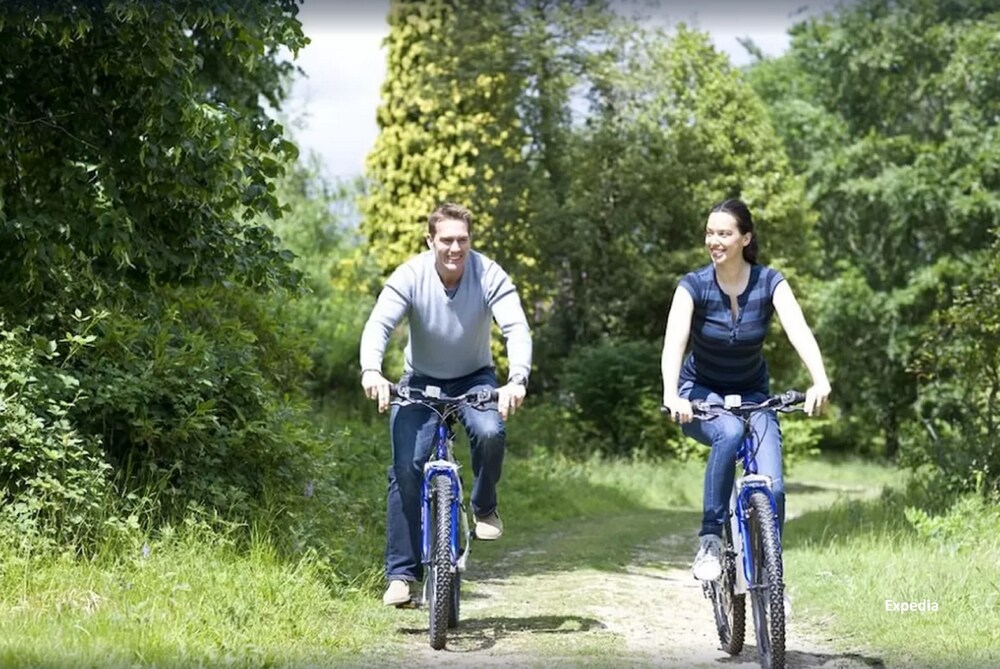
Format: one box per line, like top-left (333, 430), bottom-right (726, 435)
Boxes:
top-left (361, 0), bottom-right (528, 275)
top-left (538, 26), bottom-right (816, 369)
top-left (745, 0), bottom-right (1000, 459)
top-left (0, 0), bottom-right (325, 539)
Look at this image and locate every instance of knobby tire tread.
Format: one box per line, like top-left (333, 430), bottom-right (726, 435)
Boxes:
top-left (748, 491), bottom-right (785, 669)
top-left (428, 475), bottom-right (454, 650)
top-left (712, 519), bottom-right (746, 654)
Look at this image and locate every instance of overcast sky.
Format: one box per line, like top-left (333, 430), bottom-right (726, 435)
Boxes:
top-left (282, 0), bottom-right (845, 182)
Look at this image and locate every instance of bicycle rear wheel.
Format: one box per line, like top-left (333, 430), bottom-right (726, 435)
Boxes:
top-left (747, 491), bottom-right (785, 669)
top-left (707, 519), bottom-right (746, 654)
top-left (427, 475), bottom-right (454, 650)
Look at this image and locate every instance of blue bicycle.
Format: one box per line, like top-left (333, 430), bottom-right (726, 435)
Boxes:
top-left (674, 390), bottom-right (805, 669)
top-left (390, 383), bottom-right (498, 650)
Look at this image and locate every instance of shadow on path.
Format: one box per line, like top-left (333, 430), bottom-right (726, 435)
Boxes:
top-left (398, 614), bottom-right (606, 653)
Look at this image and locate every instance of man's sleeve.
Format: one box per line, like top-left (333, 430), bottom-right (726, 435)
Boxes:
top-left (485, 265), bottom-right (533, 382)
top-left (359, 267), bottom-right (411, 374)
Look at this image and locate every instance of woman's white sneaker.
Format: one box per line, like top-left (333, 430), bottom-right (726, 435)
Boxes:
top-left (692, 534), bottom-right (723, 581)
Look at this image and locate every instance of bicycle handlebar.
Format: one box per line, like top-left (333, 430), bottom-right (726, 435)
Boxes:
top-left (660, 390), bottom-right (806, 421)
top-left (390, 384), bottom-right (499, 408)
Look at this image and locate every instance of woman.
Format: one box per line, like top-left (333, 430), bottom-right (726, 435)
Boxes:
top-left (661, 198), bottom-right (831, 581)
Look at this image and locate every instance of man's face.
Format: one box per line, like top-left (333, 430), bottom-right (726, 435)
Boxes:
top-left (428, 217), bottom-right (470, 275)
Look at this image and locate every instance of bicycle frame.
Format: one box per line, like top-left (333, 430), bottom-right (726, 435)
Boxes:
top-left (392, 384), bottom-right (495, 576)
top-left (686, 391), bottom-right (803, 596)
top-left (730, 429), bottom-right (781, 596)
top-left (420, 419), bottom-right (471, 572)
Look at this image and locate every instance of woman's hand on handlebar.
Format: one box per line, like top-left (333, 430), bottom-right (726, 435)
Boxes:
top-left (804, 380), bottom-right (831, 417)
top-left (361, 370), bottom-right (392, 413)
top-left (662, 395), bottom-right (693, 424)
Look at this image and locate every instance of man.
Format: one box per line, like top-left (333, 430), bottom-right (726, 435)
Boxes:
top-left (359, 202), bottom-right (533, 607)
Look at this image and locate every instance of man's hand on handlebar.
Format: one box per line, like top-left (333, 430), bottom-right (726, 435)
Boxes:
top-left (361, 370), bottom-right (392, 413)
top-left (497, 382), bottom-right (526, 421)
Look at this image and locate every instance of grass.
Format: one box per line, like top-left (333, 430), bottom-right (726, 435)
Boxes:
top-left (784, 486), bottom-right (1000, 669)
top-left (0, 401), bottom-right (995, 668)
top-left (0, 531), bottom-right (377, 668)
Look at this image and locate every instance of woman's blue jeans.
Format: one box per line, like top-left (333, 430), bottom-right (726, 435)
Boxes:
top-left (680, 382), bottom-right (785, 539)
top-left (385, 366), bottom-right (505, 582)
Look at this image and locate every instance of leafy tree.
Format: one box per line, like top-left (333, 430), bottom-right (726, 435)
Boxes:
top-left (909, 237), bottom-right (1000, 494)
top-left (0, 0), bottom-right (327, 538)
top-left (267, 155), bottom-right (383, 397)
top-left (361, 0), bottom-right (627, 385)
top-left (361, 0), bottom-right (529, 275)
top-left (746, 0), bottom-right (1000, 460)
top-left (537, 26), bottom-right (816, 386)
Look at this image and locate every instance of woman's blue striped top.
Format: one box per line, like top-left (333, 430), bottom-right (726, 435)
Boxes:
top-left (678, 263), bottom-right (786, 395)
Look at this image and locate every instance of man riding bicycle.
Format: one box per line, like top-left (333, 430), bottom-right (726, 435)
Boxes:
top-left (359, 202), bottom-right (533, 606)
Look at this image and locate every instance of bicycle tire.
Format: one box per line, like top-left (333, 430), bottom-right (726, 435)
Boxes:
top-left (708, 518), bottom-right (746, 654)
top-left (427, 475), bottom-right (453, 650)
top-left (448, 568), bottom-right (461, 629)
top-left (747, 491), bottom-right (785, 669)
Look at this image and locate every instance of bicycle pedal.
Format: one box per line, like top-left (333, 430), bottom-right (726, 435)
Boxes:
top-left (395, 596), bottom-right (421, 609)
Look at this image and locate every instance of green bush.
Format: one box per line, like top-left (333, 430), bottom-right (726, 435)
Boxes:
top-left (0, 322), bottom-right (112, 548)
top-left (69, 285), bottom-right (322, 525)
top-left (559, 339), bottom-right (686, 458)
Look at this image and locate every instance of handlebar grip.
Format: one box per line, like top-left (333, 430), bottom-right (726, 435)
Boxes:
top-left (782, 390), bottom-right (806, 405)
top-left (476, 388), bottom-right (500, 403)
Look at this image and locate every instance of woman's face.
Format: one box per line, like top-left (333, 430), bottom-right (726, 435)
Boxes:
top-left (705, 211), bottom-right (750, 265)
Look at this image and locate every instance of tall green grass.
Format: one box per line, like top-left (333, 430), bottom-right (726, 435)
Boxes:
top-left (0, 526), bottom-right (378, 668)
top-left (785, 479), bottom-right (1000, 668)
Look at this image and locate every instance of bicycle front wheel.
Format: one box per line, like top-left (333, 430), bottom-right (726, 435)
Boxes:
top-left (708, 518), bottom-right (746, 654)
top-left (427, 475), bottom-right (454, 650)
top-left (747, 490), bottom-right (785, 669)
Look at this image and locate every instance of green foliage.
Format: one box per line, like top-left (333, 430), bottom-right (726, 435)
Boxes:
top-left (531, 24), bottom-right (817, 385)
top-left (747, 0), bottom-right (1000, 466)
top-left (0, 1), bottom-right (333, 544)
top-left (904, 492), bottom-right (1000, 554)
top-left (361, 0), bottom-right (529, 275)
top-left (0, 323), bottom-right (112, 547)
top-left (0, 0), bottom-right (307, 316)
top-left (66, 285), bottom-right (321, 523)
top-left (559, 339), bottom-right (687, 458)
top-left (906, 232), bottom-right (1000, 493)
top-left (267, 158), bottom-right (382, 398)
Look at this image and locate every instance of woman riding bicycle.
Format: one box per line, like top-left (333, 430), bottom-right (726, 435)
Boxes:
top-left (660, 198), bottom-right (831, 582)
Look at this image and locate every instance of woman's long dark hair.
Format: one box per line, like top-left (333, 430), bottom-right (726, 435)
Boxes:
top-left (710, 198), bottom-right (758, 264)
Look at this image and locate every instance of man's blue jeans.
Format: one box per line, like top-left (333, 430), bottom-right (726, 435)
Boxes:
top-left (679, 382), bottom-right (785, 539)
top-left (385, 366), bottom-right (505, 582)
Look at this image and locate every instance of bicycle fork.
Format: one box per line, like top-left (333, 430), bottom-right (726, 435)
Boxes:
top-left (420, 452), bottom-right (471, 572)
top-left (732, 473), bottom-right (779, 596)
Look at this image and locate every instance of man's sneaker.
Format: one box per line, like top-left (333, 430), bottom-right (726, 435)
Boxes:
top-left (692, 534), bottom-right (723, 581)
top-left (474, 511), bottom-right (503, 540)
top-left (382, 579), bottom-right (414, 607)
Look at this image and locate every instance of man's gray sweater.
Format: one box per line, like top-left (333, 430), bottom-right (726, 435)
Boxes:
top-left (359, 250), bottom-right (532, 382)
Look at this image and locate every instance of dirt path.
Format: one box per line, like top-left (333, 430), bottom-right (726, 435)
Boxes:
top-left (342, 512), bottom-right (888, 669)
